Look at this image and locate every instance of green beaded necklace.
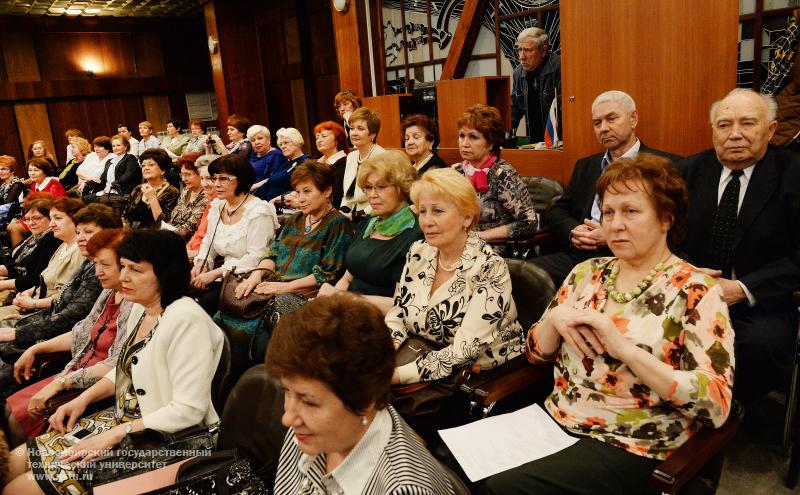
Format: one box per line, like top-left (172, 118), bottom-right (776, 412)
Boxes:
top-left (604, 254), bottom-right (673, 304)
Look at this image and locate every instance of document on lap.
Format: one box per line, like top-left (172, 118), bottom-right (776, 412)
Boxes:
top-left (438, 404), bottom-right (578, 482)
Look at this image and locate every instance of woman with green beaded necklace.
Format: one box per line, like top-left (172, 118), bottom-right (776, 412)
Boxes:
top-left (318, 150), bottom-right (422, 314)
top-left (483, 154), bottom-right (735, 493)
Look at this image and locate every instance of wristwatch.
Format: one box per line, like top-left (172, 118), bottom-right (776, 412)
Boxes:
top-left (56, 375), bottom-right (68, 389)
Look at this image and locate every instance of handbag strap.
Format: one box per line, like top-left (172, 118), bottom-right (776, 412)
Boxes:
top-left (198, 203), bottom-right (224, 272)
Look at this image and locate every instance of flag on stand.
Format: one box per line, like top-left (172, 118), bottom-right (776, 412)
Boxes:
top-left (544, 98), bottom-right (559, 148)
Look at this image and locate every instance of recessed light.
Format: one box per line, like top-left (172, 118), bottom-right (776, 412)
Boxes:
top-left (85, 8), bottom-right (101, 14)
top-left (65, 9), bottom-right (82, 15)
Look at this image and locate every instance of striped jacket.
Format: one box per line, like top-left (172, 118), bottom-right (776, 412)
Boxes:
top-left (274, 406), bottom-right (454, 494)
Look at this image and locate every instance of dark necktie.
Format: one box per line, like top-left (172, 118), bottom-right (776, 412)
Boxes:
top-left (707, 169), bottom-right (743, 278)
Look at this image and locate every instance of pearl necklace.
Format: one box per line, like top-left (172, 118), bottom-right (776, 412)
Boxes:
top-left (604, 254), bottom-right (674, 303)
top-left (357, 144), bottom-right (376, 164)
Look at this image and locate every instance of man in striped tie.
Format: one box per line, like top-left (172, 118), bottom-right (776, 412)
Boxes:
top-left (678, 88), bottom-right (800, 404)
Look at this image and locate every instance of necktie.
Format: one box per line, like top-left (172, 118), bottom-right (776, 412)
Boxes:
top-left (707, 169), bottom-right (743, 278)
top-left (590, 156), bottom-right (611, 222)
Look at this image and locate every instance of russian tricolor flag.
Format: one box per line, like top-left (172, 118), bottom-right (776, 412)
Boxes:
top-left (544, 97), bottom-right (559, 148)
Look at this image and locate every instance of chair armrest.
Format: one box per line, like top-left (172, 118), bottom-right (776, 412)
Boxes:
top-left (460, 356), bottom-right (553, 407)
top-left (650, 402), bottom-right (744, 494)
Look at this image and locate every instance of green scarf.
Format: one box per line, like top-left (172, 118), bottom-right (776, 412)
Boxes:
top-left (363, 204), bottom-right (415, 239)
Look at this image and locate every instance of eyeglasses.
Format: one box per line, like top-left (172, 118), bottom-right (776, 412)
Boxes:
top-left (211, 175), bottom-right (237, 184)
top-left (363, 184), bottom-right (393, 195)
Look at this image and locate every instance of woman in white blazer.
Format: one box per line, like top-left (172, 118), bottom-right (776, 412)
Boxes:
top-left (3, 230), bottom-right (224, 495)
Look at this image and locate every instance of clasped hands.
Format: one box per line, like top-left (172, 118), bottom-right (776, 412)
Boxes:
top-left (548, 306), bottom-right (634, 361)
top-left (570, 219), bottom-right (606, 251)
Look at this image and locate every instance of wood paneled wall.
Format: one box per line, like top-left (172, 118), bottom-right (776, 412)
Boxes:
top-left (0, 16), bottom-right (212, 170)
top-left (203, 0), bottom-right (340, 152)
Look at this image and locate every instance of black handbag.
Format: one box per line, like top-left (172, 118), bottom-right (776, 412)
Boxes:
top-left (391, 335), bottom-right (467, 417)
top-left (142, 449), bottom-right (271, 495)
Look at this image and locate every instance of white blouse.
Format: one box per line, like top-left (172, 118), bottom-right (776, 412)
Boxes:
top-left (341, 144), bottom-right (385, 214)
top-left (197, 197), bottom-right (279, 276)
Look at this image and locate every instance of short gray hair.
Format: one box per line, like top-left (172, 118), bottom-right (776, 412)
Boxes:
top-left (276, 127), bottom-right (305, 148)
top-left (591, 90), bottom-right (637, 115)
top-left (709, 88), bottom-right (778, 124)
top-left (516, 27), bottom-right (549, 50)
top-left (246, 125), bottom-right (270, 140)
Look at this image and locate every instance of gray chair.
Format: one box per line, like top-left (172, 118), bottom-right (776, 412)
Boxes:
top-left (512, 176), bottom-right (564, 259)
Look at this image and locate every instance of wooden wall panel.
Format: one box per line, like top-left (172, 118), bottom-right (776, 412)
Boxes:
top-left (1, 32), bottom-right (41, 82)
top-left (36, 32), bottom-right (137, 80)
top-left (0, 103), bottom-right (23, 173)
top-left (331, 1), bottom-right (365, 97)
top-left (133, 32), bottom-right (166, 77)
top-left (560, 0), bottom-right (737, 178)
top-left (142, 95), bottom-right (172, 134)
top-left (15, 103), bottom-right (55, 163)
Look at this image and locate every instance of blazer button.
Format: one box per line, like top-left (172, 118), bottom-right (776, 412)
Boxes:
top-left (131, 356), bottom-right (138, 365)
top-left (136, 388), bottom-right (146, 396)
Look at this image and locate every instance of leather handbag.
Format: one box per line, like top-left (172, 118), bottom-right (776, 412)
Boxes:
top-left (391, 335), bottom-right (466, 417)
top-left (218, 267), bottom-right (277, 319)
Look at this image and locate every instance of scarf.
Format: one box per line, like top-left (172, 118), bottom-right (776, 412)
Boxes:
top-left (461, 154), bottom-right (497, 193)
top-left (363, 204), bottom-right (415, 239)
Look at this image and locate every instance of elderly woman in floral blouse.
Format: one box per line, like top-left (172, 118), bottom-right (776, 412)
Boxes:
top-left (453, 104), bottom-right (538, 257)
top-left (164, 152), bottom-right (208, 239)
top-left (385, 168), bottom-right (523, 438)
top-left (482, 154), bottom-right (734, 495)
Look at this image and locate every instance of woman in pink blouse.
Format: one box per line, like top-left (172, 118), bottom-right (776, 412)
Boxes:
top-left (482, 154), bottom-right (734, 495)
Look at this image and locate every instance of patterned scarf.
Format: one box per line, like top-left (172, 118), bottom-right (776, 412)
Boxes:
top-left (363, 204), bottom-right (415, 239)
top-left (462, 154), bottom-right (497, 193)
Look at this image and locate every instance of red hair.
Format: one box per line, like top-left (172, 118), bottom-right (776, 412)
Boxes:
top-left (313, 121), bottom-right (350, 154)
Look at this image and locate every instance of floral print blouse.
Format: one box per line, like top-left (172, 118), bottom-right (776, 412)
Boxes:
top-left (386, 233), bottom-right (525, 384)
top-left (527, 258), bottom-right (735, 460)
top-left (168, 188), bottom-right (208, 240)
top-left (453, 158), bottom-right (539, 258)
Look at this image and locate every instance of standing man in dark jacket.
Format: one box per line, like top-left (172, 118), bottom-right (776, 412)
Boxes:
top-left (532, 90), bottom-right (680, 286)
top-left (511, 27), bottom-right (561, 143)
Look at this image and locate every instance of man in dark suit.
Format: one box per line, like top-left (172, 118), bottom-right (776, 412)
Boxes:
top-left (679, 88), bottom-right (800, 403)
top-left (533, 90), bottom-right (680, 285)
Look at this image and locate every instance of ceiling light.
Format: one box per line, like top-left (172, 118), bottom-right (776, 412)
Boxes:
top-left (65, 9), bottom-right (82, 15)
top-left (85, 8), bottom-right (101, 13)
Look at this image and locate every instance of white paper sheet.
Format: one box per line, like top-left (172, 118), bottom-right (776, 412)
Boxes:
top-left (160, 221), bottom-right (177, 232)
top-left (438, 404), bottom-right (579, 482)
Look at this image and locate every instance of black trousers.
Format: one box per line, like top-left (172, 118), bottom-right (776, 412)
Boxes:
top-left (480, 436), bottom-right (660, 495)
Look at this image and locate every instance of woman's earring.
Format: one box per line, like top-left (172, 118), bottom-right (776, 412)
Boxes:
top-left (361, 416), bottom-right (369, 426)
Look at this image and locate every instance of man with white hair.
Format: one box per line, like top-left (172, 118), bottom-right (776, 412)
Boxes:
top-left (532, 90), bottom-right (679, 285)
top-left (678, 88), bottom-right (800, 403)
top-left (511, 27), bottom-right (561, 142)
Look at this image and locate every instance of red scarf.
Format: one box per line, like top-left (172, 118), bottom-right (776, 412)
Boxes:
top-left (462, 154), bottom-right (497, 193)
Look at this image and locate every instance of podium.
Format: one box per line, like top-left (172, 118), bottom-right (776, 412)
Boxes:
top-left (436, 77), bottom-right (511, 148)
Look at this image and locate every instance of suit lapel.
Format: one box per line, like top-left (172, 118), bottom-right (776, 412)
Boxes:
top-left (734, 150), bottom-right (779, 248)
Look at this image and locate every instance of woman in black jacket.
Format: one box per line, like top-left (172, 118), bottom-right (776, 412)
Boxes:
top-left (82, 134), bottom-right (141, 202)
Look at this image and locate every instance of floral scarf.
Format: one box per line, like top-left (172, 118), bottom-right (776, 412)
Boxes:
top-left (461, 154), bottom-right (497, 193)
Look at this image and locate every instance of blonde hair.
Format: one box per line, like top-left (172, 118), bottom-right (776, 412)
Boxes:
top-left (138, 121), bottom-right (153, 130)
top-left (246, 125), bottom-right (271, 141)
top-left (410, 167), bottom-right (480, 229)
top-left (71, 137), bottom-right (92, 155)
top-left (357, 150), bottom-right (417, 200)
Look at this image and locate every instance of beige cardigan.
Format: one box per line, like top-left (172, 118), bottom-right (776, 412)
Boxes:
top-left (37, 241), bottom-right (84, 299)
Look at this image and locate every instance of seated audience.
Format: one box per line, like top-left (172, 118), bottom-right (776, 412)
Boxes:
top-left (186, 154), bottom-right (219, 258)
top-left (253, 127), bottom-right (305, 202)
top-left (402, 114), bottom-right (447, 175)
top-left (342, 107), bottom-right (385, 217)
top-left (482, 154), bottom-right (734, 495)
top-left (223, 161), bottom-right (353, 366)
top-left (59, 137), bottom-right (89, 190)
top-left (319, 150), bottom-right (422, 314)
top-left (3, 230), bottom-right (224, 495)
top-left (678, 88), bottom-right (800, 404)
top-left (0, 199), bottom-right (85, 318)
top-left (206, 114), bottom-right (252, 157)
top-left (453, 104), bottom-right (538, 257)
top-left (191, 154), bottom-right (279, 315)
top-left (184, 119), bottom-right (207, 154)
top-left (0, 198), bottom-right (61, 296)
top-left (0, 155), bottom-right (25, 220)
top-left (5, 228), bottom-right (132, 445)
top-left (314, 121), bottom-right (349, 208)
top-left (82, 134), bottom-right (141, 202)
top-left (268, 293), bottom-right (455, 495)
top-left (160, 118), bottom-right (190, 161)
top-left (334, 89), bottom-right (362, 145)
top-left (533, 90), bottom-right (678, 286)
top-left (385, 168), bottom-right (523, 433)
top-left (73, 136), bottom-right (111, 194)
top-left (164, 152), bottom-right (208, 240)
top-left (248, 125), bottom-right (289, 196)
top-left (116, 124), bottom-right (139, 160)
top-left (26, 141), bottom-right (57, 176)
top-left (0, 203), bottom-right (116, 353)
top-left (125, 149), bottom-right (180, 229)
top-left (7, 159), bottom-right (66, 248)
top-left (63, 129), bottom-right (83, 167)
top-left (135, 121), bottom-right (161, 157)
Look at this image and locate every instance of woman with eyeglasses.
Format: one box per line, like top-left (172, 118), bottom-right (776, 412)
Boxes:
top-left (164, 153), bottom-right (208, 240)
top-left (124, 149), bottom-right (180, 229)
top-left (186, 155), bottom-right (219, 259)
top-left (191, 154), bottom-right (279, 315)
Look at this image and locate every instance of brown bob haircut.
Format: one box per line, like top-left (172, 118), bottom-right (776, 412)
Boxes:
top-left (348, 107), bottom-right (381, 137)
top-left (189, 119), bottom-right (206, 131)
top-left (265, 293), bottom-right (395, 413)
top-left (313, 121), bottom-right (350, 154)
top-left (178, 152), bottom-right (201, 173)
top-left (93, 136), bottom-right (112, 152)
top-left (50, 197), bottom-right (86, 221)
top-left (596, 153), bottom-right (688, 247)
top-left (86, 228), bottom-right (130, 260)
top-left (27, 158), bottom-right (54, 177)
top-left (73, 203), bottom-right (123, 229)
top-left (401, 114), bottom-right (441, 151)
top-left (290, 160), bottom-right (334, 193)
top-left (334, 90), bottom-right (362, 115)
top-left (226, 114), bottom-right (251, 134)
top-left (457, 104), bottom-right (505, 153)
